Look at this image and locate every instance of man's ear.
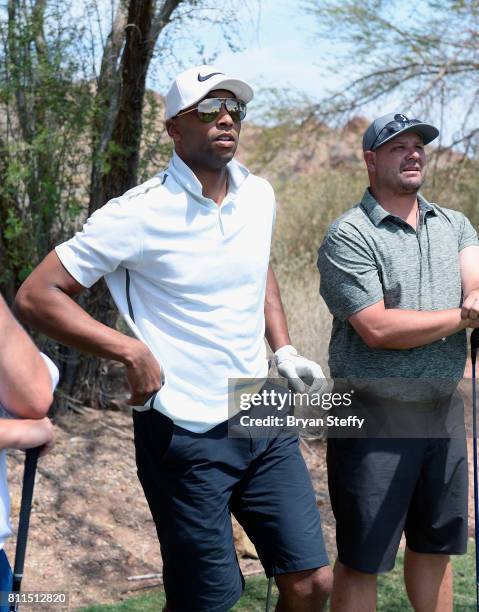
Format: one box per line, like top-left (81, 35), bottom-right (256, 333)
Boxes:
top-left (166, 118), bottom-right (181, 142)
top-left (363, 150), bottom-right (376, 173)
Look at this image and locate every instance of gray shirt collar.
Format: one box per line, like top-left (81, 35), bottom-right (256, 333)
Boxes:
top-left (360, 188), bottom-right (436, 227)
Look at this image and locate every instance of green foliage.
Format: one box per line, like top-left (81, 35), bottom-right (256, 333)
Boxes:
top-left (101, 141), bottom-right (127, 175)
top-left (3, 210), bottom-right (23, 243)
top-left (0, 0), bottom-right (258, 304)
top-left (0, 0), bottom-right (94, 291)
top-left (2, 210), bottom-right (28, 280)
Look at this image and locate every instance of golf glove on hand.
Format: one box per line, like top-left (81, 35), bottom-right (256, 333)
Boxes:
top-left (274, 345), bottom-right (328, 393)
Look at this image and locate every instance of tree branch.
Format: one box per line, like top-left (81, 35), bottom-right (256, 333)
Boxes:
top-left (150, 0), bottom-right (183, 42)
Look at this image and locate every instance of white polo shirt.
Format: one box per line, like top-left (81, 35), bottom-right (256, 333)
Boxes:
top-left (56, 152), bottom-right (275, 433)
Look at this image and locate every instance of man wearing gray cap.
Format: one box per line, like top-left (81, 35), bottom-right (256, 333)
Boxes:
top-left (15, 65), bottom-right (332, 611)
top-left (317, 113), bottom-right (479, 610)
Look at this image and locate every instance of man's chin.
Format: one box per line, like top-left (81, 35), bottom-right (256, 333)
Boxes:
top-left (220, 150), bottom-right (236, 162)
top-left (210, 150), bottom-right (236, 168)
top-left (399, 178), bottom-right (423, 194)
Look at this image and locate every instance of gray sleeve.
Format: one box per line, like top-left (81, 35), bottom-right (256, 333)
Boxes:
top-left (458, 214), bottom-right (479, 251)
top-left (317, 227), bottom-right (384, 320)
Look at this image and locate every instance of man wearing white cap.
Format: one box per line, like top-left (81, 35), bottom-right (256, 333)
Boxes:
top-left (15, 65), bottom-right (332, 611)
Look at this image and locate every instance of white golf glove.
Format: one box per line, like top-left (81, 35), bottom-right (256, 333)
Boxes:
top-left (274, 345), bottom-right (328, 394)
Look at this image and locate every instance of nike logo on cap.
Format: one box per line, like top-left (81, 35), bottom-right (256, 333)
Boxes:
top-left (197, 72), bottom-right (224, 82)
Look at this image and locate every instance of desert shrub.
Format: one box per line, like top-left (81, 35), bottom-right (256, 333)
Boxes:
top-left (270, 166), bottom-right (366, 270)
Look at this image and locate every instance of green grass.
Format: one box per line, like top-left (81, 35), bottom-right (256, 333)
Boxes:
top-left (377, 544), bottom-right (476, 611)
top-left (78, 542), bottom-right (477, 611)
top-left (77, 576), bottom-right (278, 611)
top-left (78, 590), bottom-right (166, 612)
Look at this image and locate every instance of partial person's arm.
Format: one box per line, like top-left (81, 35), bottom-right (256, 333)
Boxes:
top-left (460, 245), bottom-right (479, 320)
top-left (265, 265), bottom-right (327, 392)
top-left (14, 251), bottom-right (161, 406)
top-left (349, 246), bottom-right (479, 349)
top-left (0, 417), bottom-right (54, 457)
top-left (318, 223), bottom-right (479, 350)
top-left (264, 265), bottom-right (291, 352)
top-left (348, 302), bottom-right (473, 350)
top-left (0, 295), bottom-right (52, 418)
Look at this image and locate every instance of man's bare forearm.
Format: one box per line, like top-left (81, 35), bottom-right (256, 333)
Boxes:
top-left (14, 283), bottom-right (140, 366)
top-left (264, 265), bottom-right (291, 352)
top-left (350, 304), bottom-right (474, 350)
top-left (14, 251), bottom-right (162, 405)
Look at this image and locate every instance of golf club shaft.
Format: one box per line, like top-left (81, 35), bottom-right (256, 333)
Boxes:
top-left (471, 329), bottom-right (479, 611)
top-left (265, 576), bottom-right (273, 612)
top-left (9, 447), bottom-right (40, 612)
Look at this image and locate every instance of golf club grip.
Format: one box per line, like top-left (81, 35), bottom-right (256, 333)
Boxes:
top-left (12, 447), bottom-right (39, 577)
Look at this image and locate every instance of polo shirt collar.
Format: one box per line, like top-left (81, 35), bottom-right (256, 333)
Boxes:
top-left (417, 194), bottom-right (436, 216)
top-left (168, 151), bottom-right (249, 203)
top-left (361, 188), bottom-right (437, 227)
top-left (227, 158), bottom-right (249, 195)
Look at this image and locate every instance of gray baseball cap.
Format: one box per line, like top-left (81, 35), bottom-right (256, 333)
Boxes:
top-left (362, 113), bottom-right (439, 151)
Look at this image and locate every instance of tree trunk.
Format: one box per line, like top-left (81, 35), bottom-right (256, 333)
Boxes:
top-left (70, 0), bottom-right (182, 406)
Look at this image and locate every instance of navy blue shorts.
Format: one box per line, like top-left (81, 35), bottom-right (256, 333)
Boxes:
top-left (133, 405), bottom-right (328, 612)
top-left (327, 437), bottom-right (468, 574)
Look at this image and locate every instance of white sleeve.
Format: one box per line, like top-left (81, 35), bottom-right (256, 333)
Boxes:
top-left (40, 353), bottom-right (59, 391)
top-left (55, 198), bottom-right (143, 288)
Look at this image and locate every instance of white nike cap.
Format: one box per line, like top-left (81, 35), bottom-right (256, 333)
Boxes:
top-left (165, 64), bottom-right (254, 120)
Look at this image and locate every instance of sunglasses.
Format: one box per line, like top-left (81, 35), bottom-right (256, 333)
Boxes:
top-left (176, 97), bottom-right (247, 123)
top-left (371, 114), bottom-right (421, 149)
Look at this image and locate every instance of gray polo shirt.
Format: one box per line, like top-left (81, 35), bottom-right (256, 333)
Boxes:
top-left (317, 189), bottom-right (478, 383)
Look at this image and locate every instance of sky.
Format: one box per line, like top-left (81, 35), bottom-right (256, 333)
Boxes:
top-left (134, 0), bottom-right (462, 144)
top-left (210, 0), bottom-right (333, 101)
top-left (71, 0), bottom-right (342, 116)
top-left (149, 0), bottom-right (348, 116)
top-left (145, 0), bottom-right (421, 129)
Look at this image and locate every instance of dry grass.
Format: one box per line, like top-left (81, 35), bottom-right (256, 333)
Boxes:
top-left (270, 168), bottom-right (366, 268)
top-left (268, 166), bottom-right (366, 371)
